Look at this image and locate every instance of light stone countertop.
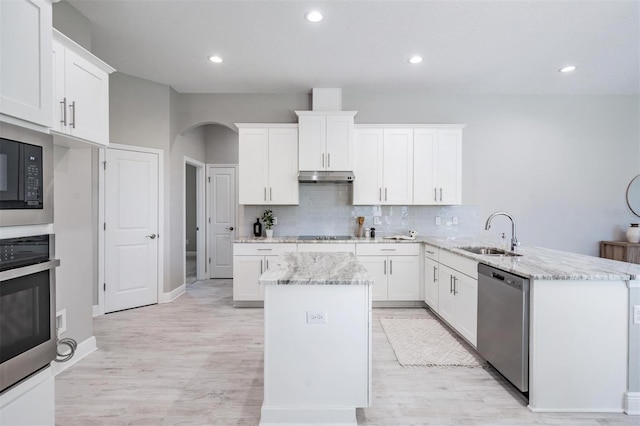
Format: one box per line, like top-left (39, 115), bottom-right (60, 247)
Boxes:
top-left (258, 252), bottom-right (374, 285)
top-left (236, 235), bottom-right (640, 281)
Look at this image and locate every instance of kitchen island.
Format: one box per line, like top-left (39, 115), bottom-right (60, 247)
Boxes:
top-left (258, 252), bottom-right (373, 425)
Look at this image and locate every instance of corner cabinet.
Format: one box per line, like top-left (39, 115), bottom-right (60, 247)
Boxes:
top-left (52, 29), bottom-right (115, 146)
top-left (0, 0), bottom-right (53, 130)
top-left (237, 124), bottom-right (299, 205)
top-left (353, 125), bottom-right (464, 206)
top-left (356, 243), bottom-right (420, 301)
top-left (296, 111), bottom-right (356, 171)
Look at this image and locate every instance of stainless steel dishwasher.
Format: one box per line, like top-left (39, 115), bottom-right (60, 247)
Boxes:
top-left (477, 264), bottom-right (530, 393)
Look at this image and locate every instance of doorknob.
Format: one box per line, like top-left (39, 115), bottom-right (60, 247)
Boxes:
top-left (146, 234), bottom-right (157, 239)
top-left (226, 226), bottom-right (234, 231)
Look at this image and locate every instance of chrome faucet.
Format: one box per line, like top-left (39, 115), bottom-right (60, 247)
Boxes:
top-left (485, 211), bottom-right (520, 252)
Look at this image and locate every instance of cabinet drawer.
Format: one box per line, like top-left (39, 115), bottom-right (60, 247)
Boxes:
top-left (423, 244), bottom-right (439, 261)
top-left (297, 243), bottom-right (356, 253)
top-left (356, 243), bottom-right (419, 256)
top-left (439, 250), bottom-right (478, 279)
top-left (233, 243), bottom-right (296, 256)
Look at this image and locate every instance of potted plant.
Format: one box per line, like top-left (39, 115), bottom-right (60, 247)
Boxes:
top-left (262, 209), bottom-right (275, 238)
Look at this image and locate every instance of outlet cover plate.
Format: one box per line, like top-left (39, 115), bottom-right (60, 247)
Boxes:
top-left (307, 311), bottom-right (328, 324)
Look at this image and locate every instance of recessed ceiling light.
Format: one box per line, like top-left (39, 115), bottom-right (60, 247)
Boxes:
top-left (305, 11), bottom-right (323, 23)
top-left (558, 65), bottom-right (577, 73)
top-left (408, 56), bottom-right (423, 64)
top-left (208, 55), bottom-right (223, 64)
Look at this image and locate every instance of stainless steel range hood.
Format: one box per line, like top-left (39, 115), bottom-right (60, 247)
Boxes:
top-left (298, 171), bottom-right (355, 183)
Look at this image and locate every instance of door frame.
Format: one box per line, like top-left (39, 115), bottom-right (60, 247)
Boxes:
top-left (97, 143), bottom-right (164, 316)
top-left (183, 156), bottom-right (206, 283)
top-left (205, 164), bottom-right (238, 279)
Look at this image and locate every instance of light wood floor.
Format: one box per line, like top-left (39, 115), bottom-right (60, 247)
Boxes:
top-left (56, 280), bottom-right (636, 425)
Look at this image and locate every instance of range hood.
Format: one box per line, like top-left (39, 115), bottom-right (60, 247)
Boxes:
top-left (298, 171), bottom-right (355, 183)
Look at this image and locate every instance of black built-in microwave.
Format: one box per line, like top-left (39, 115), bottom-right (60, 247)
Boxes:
top-left (0, 137), bottom-right (44, 210)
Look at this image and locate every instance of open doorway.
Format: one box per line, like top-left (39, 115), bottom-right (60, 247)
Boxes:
top-left (184, 157), bottom-right (206, 286)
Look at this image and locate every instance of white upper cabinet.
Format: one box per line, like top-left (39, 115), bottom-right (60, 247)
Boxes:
top-left (52, 30), bottom-right (115, 146)
top-left (296, 111), bottom-right (356, 171)
top-left (353, 127), bottom-right (413, 205)
top-left (414, 127), bottom-right (463, 205)
top-left (0, 0), bottom-right (52, 131)
top-left (237, 124), bottom-right (299, 205)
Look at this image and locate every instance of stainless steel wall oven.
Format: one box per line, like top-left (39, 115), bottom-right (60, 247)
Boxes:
top-left (0, 234), bottom-right (59, 393)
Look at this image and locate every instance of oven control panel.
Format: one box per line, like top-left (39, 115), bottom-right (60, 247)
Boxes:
top-left (0, 235), bottom-right (50, 271)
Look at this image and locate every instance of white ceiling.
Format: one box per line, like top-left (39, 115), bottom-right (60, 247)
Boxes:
top-left (66, 0), bottom-right (639, 95)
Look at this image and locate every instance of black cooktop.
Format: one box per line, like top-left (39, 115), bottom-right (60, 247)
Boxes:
top-left (297, 235), bottom-right (353, 241)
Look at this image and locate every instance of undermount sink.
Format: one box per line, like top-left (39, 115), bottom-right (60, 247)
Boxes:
top-left (458, 246), bottom-right (523, 257)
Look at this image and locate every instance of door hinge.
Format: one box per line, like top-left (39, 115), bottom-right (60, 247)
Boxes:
top-left (103, 283), bottom-right (106, 291)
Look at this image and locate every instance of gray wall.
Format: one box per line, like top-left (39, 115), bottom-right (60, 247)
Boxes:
top-left (52, 1), bottom-right (91, 51)
top-left (205, 124), bottom-right (239, 164)
top-left (185, 164), bottom-right (197, 252)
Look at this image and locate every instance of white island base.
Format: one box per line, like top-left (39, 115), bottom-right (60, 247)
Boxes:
top-left (259, 253), bottom-right (373, 425)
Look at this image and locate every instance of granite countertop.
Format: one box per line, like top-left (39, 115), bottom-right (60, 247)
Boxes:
top-left (258, 252), bottom-right (374, 285)
top-left (424, 236), bottom-right (640, 281)
top-left (235, 236), bottom-right (420, 244)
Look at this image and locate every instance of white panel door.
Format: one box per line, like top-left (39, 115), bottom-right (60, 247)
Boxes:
top-left (382, 129), bottom-right (413, 204)
top-left (238, 128), bottom-right (269, 204)
top-left (387, 256), bottom-right (420, 301)
top-left (268, 127), bottom-right (298, 205)
top-left (353, 128), bottom-right (383, 205)
top-left (413, 128), bottom-right (437, 204)
top-left (358, 256), bottom-right (387, 301)
top-left (325, 114), bottom-right (353, 171)
top-left (437, 129), bottom-right (462, 205)
top-left (298, 114), bottom-right (325, 170)
top-left (0, 0), bottom-right (52, 128)
top-left (64, 47), bottom-right (110, 145)
top-left (105, 149), bottom-right (159, 313)
top-left (52, 39), bottom-right (65, 134)
top-left (209, 166), bottom-right (236, 278)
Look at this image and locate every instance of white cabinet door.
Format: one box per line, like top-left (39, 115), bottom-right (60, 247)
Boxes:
top-left (326, 114), bottom-right (353, 171)
top-left (382, 129), bottom-right (413, 204)
top-left (238, 128), bottom-right (269, 204)
top-left (298, 114), bottom-right (325, 170)
top-left (63, 48), bottom-right (110, 145)
top-left (353, 128), bottom-right (383, 205)
top-left (436, 129), bottom-right (462, 205)
top-left (358, 255), bottom-right (387, 301)
top-left (413, 128), bottom-right (437, 204)
top-left (424, 257), bottom-right (439, 309)
top-left (0, 0), bottom-right (52, 128)
top-left (387, 255), bottom-right (420, 301)
top-left (232, 255), bottom-right (264, 301)
top-left (52, 38), bottom-right (65, 134)
top-left (438, 265), bottom-right (456, 325)
top-left (454, 272), bottom-right (478, 346)
top-left (268, 127), bottom-right (298, 205)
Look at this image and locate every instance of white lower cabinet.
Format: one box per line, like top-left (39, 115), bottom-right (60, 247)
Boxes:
top-left (436, 251), bottom-right (478, 347)
top-left (356, 244), bottom-right (420, 301)
top-left (232, 243), bottom-right (296, 302)
top-left (424, 257), bottom-right (439, 310)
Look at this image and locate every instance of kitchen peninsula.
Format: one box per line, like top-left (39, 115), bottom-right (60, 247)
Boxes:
top-left (258, 252), bottom-right (373, 425)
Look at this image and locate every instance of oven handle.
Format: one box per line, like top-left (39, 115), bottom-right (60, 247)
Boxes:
top-left (0, 259), bottom-right (60, 282)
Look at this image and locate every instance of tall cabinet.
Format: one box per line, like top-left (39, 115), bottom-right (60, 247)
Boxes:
top-left (237, 124), bottom-right (299, 205)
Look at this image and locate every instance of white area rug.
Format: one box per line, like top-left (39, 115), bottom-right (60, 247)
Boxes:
top-left (380, 318), bottom-right (488, 368)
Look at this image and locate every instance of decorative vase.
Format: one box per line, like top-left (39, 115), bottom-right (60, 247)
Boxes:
top-left (265, 229), bottom-right (274, 238)
top-left (627, 223), bottom-right (640, 243)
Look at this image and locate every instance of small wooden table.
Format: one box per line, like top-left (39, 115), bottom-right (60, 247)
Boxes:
top-left (599, 241), bottom-right (640, 264)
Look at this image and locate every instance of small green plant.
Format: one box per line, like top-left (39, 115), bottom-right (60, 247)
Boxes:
top-left (261, 209), bottom-right (274, 229)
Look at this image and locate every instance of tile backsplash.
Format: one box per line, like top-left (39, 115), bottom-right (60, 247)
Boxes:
top-left (242, 184), bottom-right (480, 238)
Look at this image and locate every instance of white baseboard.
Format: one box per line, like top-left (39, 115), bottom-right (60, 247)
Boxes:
top-left (51, 336), bottom-right (97, 376)
top-left (92, 304), bottom-right (100, 317)
top-left (625, 392), bottom-right (640, 415)
top-left (159, 284), bottom-right (185, 303)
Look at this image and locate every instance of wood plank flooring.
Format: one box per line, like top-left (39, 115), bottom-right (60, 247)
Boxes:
top-left (56, 280), bottom-right (636, 425)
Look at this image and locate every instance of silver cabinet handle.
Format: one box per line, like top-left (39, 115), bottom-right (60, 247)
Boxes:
top-left (264, 187), bottom-right (267, 201)
top-left (266, 259), bottom-right (269, 269)
top-left (328, 153), bottom-right (331, 168)
top-left (146, 234), bottom-right (157, 239)
top-left (322, 153), bottom-right (325, 168)
top-left (260, 259), bottom-right (264, 274)
top-left (452, 276), bottom-right (458, 295)
top-left (69, 101), bottom-right (76, 128)
top-left (385, 187), bottom-right (388, 201)
top-left (381, 248), bottom-right (396, 251)
top-left (439, 188), bottom-right (443, 201)
top-left (425, 250), bottom-right (435, 255)
top-left (449, 275), bottom-right (453, 294)
top-left (433, 266), bottom-right (437, 281)
top-left (60, 98), bottom-right (67, 125)
top-left (434, 188), bottom-right (437, 202)
top-left (257, 248), bottom-right (273, 251)
top-left (389, 259), bottom-right (393, 274)
top-left (379, 188), bottom-right (382, 201)
top-left (383, 260), bottom-right (387, 275)
top-left (270, 187), bottom-right (272, 201)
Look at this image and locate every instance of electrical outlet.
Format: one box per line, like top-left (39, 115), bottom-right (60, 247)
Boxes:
top-left (56, 309), bottom-right (67, 337)
top-left (306, 311), bottom-right (328, 324)
top-left (273, 217), bottom-right (277, 225)
top-left (435, 216), bottom-right (441, 226)
top-left (452, 217), bottom-right (458, 225)
top-left (634, 305), bottom-right (640, 325)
